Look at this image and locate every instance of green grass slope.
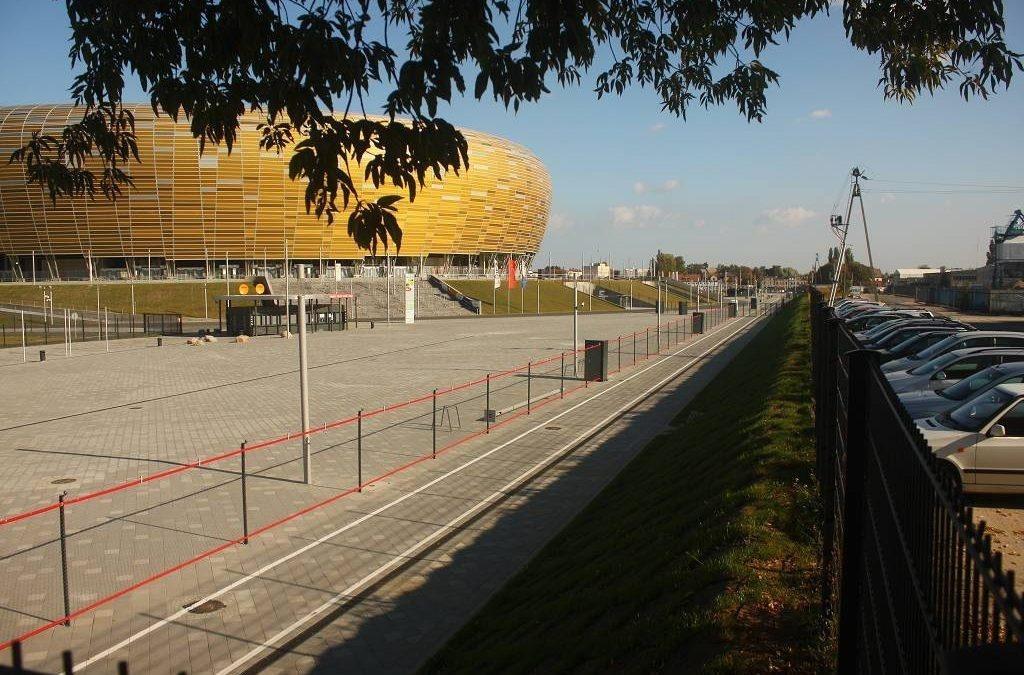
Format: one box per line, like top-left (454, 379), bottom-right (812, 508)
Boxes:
top-left (446, 279), bottom-right (623, 314)
top-left (422, 295), bottom-right (822, 673)
top-left (0, 281), bottom-right (242, 317)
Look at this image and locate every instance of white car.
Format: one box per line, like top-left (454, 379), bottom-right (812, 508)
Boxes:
top-left (918, 382), bottom-right (1024, 493)
top-left (885, 348), bottom-right (1024, 394)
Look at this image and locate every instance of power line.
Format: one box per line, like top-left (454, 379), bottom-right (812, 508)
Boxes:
top-left (869, 178), bottom-right (1024, 189)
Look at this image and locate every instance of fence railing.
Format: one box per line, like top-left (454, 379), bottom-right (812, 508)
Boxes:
top-left (0, 297), bottom-right (790, 660)
top-left (810, 289), bottom-right (1024, 673)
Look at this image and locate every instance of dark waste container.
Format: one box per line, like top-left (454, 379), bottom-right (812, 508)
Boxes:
top-left (692, 311), bottom-right (705, 334)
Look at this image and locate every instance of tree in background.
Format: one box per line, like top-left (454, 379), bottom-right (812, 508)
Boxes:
top-left (654, 251), bottom-right (686, 275)
top-left (10, 0), bottom-right (1021, 253)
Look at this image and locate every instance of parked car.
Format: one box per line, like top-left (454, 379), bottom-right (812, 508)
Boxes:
top-left (886, 348), bottom-right (1024, 394)
top-left (835, 300), bottom-right (883, 318)
top-left (876, 330), bottom-right (972, 363)
top-left (838, 304), bottom-right (890, 320)
top-left (899, 362), bottom-right (1024, 420)
top-left (859, 319), bottom-right (967, 346)
top-left (847, 310), bottom-right (934, 332)
top-left (881, 332), bottom-right (1024, 374)
top-left (865, 322), bottom-right (970, 350)
top-left (917, 382), bottom-right (1024, 493)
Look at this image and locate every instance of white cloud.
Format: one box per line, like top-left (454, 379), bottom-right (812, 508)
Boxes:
top-left (809, 108), bottom-right (832, 120)
top-left (649, 122), bottom-right (666, 133)
top-left (759, 206), bottom-right (817, 228)
top-left (633, 179), bottom-right (680, 194)
top-left (549, 212), bottom-right (574, 230)
top-left (610, 204), bottom-right (663, 229)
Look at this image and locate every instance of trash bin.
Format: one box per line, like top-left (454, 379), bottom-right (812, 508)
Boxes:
top-left (692, 312), bottom-right (705, 334)
top-left (678, 301), bottom-right (688, 315)
top-left (584, 339), bottom-right (609, 382)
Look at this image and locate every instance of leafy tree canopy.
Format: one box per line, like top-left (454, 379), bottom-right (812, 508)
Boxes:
top-left (10, 0), bottom-right (1021, 254)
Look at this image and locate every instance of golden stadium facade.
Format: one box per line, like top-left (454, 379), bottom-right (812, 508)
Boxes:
top-left (0, 104), bottom-right (550, 279)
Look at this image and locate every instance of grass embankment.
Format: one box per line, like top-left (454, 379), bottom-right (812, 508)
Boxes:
top-left (423, 295), bottom-right (821, 673)
top-left (0, 281), bottom-right (242, 318)
top-left (593, 278), bottom-right (707, 307)
top-left (446, 279), bottom-right (623, 315)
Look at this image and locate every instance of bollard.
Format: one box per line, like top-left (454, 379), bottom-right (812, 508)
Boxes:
top-left (485, 374), bottom-right (491, 433)
top-left (39, 350), bottom-right (46, 362)
top-left (645, 328), bottom-right (650, 359)
top-left (157, 337), bottom-right (163, 347)
top-left (58, 491), bottom-right (71, 626)
top-left (617, 335), bottom-right (622, 372)
top-left (240, 441), bottom-right (249, 544)
top-left (432, 389), bottom-right (438, 458)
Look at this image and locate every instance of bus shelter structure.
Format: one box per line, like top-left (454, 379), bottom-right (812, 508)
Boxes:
top-left (214, 293), bottom-right (353, 336)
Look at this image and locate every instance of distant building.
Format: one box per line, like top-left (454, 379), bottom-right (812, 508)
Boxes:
top-left (894, 268), bottom-right (944, 282)
top-left (587, 262), bottom-right (612, 279)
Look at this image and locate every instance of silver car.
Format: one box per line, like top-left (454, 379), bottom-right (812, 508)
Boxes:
top-left (899, 362), bottom-right (1024, 419)
top-left (885, 348), bottom-right (1024, 394)
top-left (881, 331), bottom-right (1024, 373)
top-left (918, 382), bottom-right (1024, 494)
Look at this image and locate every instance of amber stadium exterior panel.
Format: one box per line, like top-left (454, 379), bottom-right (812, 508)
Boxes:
top-left (0, 104), bottom-right (550, 278)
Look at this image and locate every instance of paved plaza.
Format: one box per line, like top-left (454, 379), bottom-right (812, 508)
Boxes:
top-left (0, 304), bottom-right (773, 673)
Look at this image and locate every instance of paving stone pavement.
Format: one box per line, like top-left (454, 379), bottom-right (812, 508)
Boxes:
top-left (0, 301), bottom-right (777, 673)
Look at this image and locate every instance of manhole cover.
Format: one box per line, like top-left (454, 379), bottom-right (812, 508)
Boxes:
top-left (183, 599), bottom-right (226, 614)
top-left (51, 478), bottom-right (76, 485)
top-left (545, 426), bottom-right (562, 431)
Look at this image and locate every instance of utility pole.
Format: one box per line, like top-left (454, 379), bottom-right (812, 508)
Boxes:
top-left (573, 278), bottom-right (579, 376)
top-left (297, 266), bottom-right (311, 484)
top-left (851, 168), bottom-right (879, 302)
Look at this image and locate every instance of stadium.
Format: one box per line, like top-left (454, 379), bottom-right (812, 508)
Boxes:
top-left (0, 104), bottom-right (551, 281)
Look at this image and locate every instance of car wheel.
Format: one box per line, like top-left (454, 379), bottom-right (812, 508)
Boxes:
top-left (936, 461), bottom-right (962, 495)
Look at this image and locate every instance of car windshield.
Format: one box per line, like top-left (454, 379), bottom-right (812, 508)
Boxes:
top-left (890, 333), bottom-right (929, 353)
top-left (912, 334), bottom-right (961, 361)
top-left (908, 351), bottom-right (966, 376)
top-left (940, 367), bottom-right (1006, 401)
top-left (948, 388), bottom-right (1016, 432)
top-left (863, 319), bottom-right (905, 337)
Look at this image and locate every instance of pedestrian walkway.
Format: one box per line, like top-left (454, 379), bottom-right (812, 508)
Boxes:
top-left (0, 304), bottom-right (780, 673)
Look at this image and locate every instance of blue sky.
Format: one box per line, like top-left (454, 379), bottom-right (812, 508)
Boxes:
top-left (1, 2), bottom-right (1022, 272)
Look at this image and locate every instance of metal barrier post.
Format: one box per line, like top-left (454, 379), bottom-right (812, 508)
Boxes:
top-left (240, 441), bottom-right (249, 544)
top-left (656, 322), bottom-right (661, 353)
top-left (432, 389), bottom-right (437, 458)
top-left (560, 352), bottom-right (565, 398)
top-left (357, 409), bottom-right (363, 490)
top-left (617, 335), bottom-right (622, 372)
top-left (104, 307), bottom-right (109, 352)
top-left (837, 349), bottom-right (875, 672)
top-left (58, 492), bottom-right (71, 626)
top-left (633, 331), bottom-right (636, 364)
top-left (21, 310), bottom-right (26, 363)
top-left (645, 327), bottom-right (649, 359)
top-left (527, 363), bottom-right (532, 413)
top-left (486, 374), bottom-right (491, 433)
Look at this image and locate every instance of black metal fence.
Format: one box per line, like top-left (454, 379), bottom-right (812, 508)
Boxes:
top-left (811, 289), bottom-right (1024, 672)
